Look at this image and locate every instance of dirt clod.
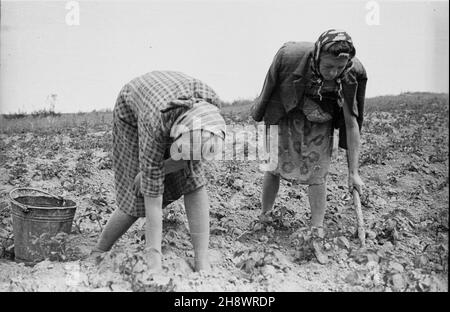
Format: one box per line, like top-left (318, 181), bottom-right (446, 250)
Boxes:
top-left (391, 273), bottom-right (405, 291)
top-left (336, 236), bottom-right (350, 250)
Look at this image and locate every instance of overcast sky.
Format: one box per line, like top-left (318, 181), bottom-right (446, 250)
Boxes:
top-left (0, 0), bottom-right (448, 113)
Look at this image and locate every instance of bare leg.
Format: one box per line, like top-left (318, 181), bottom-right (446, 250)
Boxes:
top-left (184, 186), bottom-right (210, 271)
top-left (95, 208), bottom-right (138, 252)
top-left (307, 183), bottom-right (329, 264)
top-left (261, 171), bottom-right (280, 215)
top-left (144, 195), bottom-right (163, 272)
top-left (308, 183), bottom-right (327, 227)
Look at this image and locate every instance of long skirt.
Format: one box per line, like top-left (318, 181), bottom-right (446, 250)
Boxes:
top-left (267, 109), bottom-right (334, 185)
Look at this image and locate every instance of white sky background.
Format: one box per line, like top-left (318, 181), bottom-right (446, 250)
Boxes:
top-left (0, 0), bottom-right (448, 114)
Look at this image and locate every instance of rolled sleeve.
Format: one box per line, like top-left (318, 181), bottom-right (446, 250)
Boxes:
top-left (356, 75), bottom-right (367, 129)
top-left (351, 57), bottom-right (368, 129)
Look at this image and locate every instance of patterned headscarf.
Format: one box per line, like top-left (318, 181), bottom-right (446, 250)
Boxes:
top-left (170, 101), bottom-right (226, 141)
top-left (310, 29), bottom-right (356, 102)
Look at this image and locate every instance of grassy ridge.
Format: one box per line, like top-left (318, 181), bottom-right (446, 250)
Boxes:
top-left (365, 92), bottom-right (449, 113)
top-left (0, 111), bottom-right (113, 135)
top-left (219, 92), bottom-right (449, 123)
top-left (0, 92), bottom-right (448, 134)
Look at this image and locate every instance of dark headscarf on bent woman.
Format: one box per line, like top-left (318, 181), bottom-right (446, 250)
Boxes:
top-left (310, 29), bottom-right (356, 102)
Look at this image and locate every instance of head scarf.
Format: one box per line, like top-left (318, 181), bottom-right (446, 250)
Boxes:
top-left (170, 101), bottom-right (226, 141)
top-left (310, 29), bottom-right (356, 102)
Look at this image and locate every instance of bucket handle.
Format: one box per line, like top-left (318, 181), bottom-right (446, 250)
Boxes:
top-left (9, 187), bottom-right (65, 213)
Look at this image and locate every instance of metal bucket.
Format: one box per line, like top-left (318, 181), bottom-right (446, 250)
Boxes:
top-left (9, 187), bottom-right (77, 263)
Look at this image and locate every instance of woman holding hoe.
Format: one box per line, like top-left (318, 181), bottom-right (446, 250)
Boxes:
top-left (252, 29), bottom-right (368, 263)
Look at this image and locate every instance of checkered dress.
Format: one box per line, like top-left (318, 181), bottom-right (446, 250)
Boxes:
top-left (113, 71), bottom-right (220, 217)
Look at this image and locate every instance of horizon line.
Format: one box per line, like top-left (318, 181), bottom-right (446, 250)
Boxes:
top-left (1, 91), bottom-right (448, 115)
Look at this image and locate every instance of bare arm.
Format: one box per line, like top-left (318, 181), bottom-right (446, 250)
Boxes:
top-left (144, 195), bottom-right (163, 252)
top-left (342, 99), bottom-right (364, 193)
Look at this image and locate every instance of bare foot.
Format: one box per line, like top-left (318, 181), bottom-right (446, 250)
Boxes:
top-left (88, 247), bottom-right (107, 264)
top-left (311, 240), bottom-right (329, 264)
top-left (259, 211), bottom-right (273, 223)
top-left (144, 247), bottom-right (163, 273)
top-left (310, 226), bottom-right (329, 265)
top-left (194, 258), bottom-right (211, 272)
